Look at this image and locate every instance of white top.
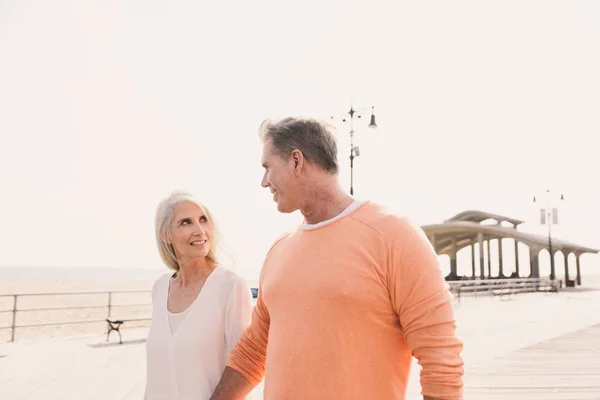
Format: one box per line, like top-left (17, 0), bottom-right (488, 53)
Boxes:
top-left (145, 266), bottom-right (254, 400)
top-left (167, 308), bottom-right (190, 335)
top-left (303, 199), bottom-right (364, 229)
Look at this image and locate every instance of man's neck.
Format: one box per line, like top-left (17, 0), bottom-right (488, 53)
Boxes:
top-left (300, 189), bottom-right (354, 225)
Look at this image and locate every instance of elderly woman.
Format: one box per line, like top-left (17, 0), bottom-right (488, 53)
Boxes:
top-left (145, 191), bottom-right (254, 400)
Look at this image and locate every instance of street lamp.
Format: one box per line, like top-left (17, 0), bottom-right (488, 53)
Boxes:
top-left (331, 104), bottom-right (378, 196)
top-left (533, 189), bottom-right (564, 280)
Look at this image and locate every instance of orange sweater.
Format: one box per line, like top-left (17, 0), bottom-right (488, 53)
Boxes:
top-left (228, 202), bottom-right (464, 399)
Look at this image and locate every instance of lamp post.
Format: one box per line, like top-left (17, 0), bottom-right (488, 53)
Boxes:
top-left (332, 104), bottom-right (377, 196)
top-left (533, 189), bottom-right (564, 280)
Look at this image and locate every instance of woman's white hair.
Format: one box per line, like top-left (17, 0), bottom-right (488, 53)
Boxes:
top-left (155, 190), bottom-right (220, 271)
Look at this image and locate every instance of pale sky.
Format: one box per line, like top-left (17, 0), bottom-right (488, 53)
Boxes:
top-left (1, 1), bottom-right (599, 280)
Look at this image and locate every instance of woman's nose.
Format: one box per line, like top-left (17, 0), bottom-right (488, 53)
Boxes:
top-left (192, 223), bottom-right (205, 235)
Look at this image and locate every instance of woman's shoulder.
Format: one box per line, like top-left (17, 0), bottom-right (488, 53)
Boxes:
top-left (151, 272), bottom-right (172, 295)
top-left (153, 271), bottom-right (173, 285)
top-left (215, 266), bottom-right (248, 288)
top-left (214, 268), bottom-right (253, 312)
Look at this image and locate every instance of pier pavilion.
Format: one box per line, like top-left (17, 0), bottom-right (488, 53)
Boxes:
top-left (422, 210), bottom-right (599, 285)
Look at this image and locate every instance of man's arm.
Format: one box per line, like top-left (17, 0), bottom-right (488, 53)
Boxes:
top-left (210, 366), bottom-right (254, 400)
top-left (387, 217), bottom-right (464, 400)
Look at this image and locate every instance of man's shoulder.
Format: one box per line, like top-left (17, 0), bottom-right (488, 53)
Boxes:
top-left (351, 201), bottom-right (417, 236)
top-left (266, 230), bottom-right (294, 252)
top-left (350, 201), bottom-right (433, 249)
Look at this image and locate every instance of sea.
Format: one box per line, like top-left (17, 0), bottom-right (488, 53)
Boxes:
top-left (0, 266), bottom-right (167, 286)
top-left (0, 266), bottom-right (260, 295)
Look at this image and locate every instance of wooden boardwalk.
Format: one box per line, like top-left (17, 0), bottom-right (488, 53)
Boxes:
top-left (464, 322), bottom-right (600, 400)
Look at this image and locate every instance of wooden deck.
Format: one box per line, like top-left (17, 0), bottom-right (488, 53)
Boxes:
top-left (465, 323), bottom-right (600, 400)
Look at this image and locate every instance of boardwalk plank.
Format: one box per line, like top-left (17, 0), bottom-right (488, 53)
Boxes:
top-left (464, 323), bottom-right (600, 400)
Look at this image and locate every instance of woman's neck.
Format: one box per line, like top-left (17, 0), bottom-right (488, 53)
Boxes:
top-left (174, 258), bottom-right (216, 286)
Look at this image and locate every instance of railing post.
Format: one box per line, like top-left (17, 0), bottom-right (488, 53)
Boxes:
top-left (10, 295), bottom-right (17, 342)
top-left (107, 292), bottom-right (112, 319)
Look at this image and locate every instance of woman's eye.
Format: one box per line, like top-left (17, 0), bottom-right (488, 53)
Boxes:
top-left (200, 216), bottom-right (208, 222)
top-left (181, 219), bottom-right (190, 225)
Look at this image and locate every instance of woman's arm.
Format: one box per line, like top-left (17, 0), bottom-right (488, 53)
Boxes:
top-left (224, 277), bottom-right (254, 354)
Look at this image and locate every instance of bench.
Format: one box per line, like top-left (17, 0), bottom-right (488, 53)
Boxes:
top-left (491, 282), bottom-right (541, 300)
top-left (448, 278), bottom-right (560, 305)
top-left (106, 318), bottom-right (151, 344)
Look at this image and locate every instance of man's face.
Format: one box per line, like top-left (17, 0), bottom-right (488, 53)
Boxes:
top-left (260, 139), bottom-right (299, 213)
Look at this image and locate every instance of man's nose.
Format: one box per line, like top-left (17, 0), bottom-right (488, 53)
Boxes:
top-left (261, 173), bottom-right (269, 188)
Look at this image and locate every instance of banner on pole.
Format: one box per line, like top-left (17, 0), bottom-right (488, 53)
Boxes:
top-left (540, 208), bottom-right (546, 225)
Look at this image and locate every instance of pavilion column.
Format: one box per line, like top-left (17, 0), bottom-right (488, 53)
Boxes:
top-left (450, 237), bottom-right (458, 280)
top-left (486, 240), bottom-right (492, 278)
top-left (498, 238), bottom-right (504, 278)
top-left (529, 249), bottom-right (540, 278)
top-left (576, 254), bottom-right (582, 286)
top-left (478, 233), bottom-right (485, 279)
top-left (471, 243), bottom-right (476, 278)
top-left (514, 240), bottom-right (520, 278)
top-left (564, 252), bottom-right (571, 285)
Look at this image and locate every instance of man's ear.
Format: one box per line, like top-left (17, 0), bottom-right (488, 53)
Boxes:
top-left (290, 149), bottom-right (304, 173)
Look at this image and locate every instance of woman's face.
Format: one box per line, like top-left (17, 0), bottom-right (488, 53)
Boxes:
top-left (168, 201), bottom-right (212, 261)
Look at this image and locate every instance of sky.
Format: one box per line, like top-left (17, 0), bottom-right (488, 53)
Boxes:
top-left (1, 1), bottom-right (600, 280)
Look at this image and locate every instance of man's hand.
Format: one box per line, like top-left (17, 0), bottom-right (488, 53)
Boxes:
top-left (209, 367), bottom-right (254, 400)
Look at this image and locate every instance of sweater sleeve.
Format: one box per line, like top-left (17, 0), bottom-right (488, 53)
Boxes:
top-left (225, 276), bottom-right (254, 356)
top-left (386, 217), bottom-right (464, 400)
top-left (225, 275), bottom-right (270, 386)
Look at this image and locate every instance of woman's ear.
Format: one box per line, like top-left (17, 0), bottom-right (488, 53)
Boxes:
top-left (162, 231), bottom-right (171, 245)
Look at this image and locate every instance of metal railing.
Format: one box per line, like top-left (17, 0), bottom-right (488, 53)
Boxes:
top-left (0, 289), bottom-right (151, 342)
top-left (0, 280), bottom-right (556, 341)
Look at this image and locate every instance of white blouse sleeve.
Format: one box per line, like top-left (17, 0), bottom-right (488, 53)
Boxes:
top-left (224, 276), bottom-right (254, 355)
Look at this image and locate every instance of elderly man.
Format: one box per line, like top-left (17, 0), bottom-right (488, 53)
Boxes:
top-left (210, 117), bottom-right (464, 400)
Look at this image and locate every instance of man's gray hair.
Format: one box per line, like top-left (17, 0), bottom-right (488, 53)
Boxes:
top-left (259, 117), bottom-right (339, 174)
